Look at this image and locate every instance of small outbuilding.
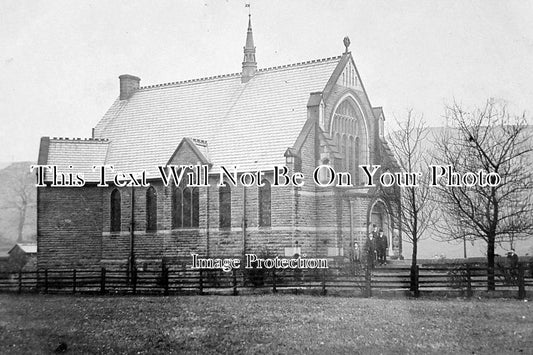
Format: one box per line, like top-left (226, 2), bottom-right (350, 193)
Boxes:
top-left (8, 243), bottom-right (37, 271)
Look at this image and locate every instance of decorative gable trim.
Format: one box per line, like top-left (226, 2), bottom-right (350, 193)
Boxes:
top-left (322, 52), bottom-right (379, 122)
top-left (166, 137), bottom-right (211, 166)
top-left (322, 53), bottom-right (351, 102)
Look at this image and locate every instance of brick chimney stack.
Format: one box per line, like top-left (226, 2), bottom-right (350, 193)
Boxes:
top-left (119, 74), bottom-right (140, 100)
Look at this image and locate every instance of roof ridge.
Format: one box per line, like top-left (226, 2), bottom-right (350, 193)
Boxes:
top-left (139, 55), bottom-right (342, 90)
top-left (50, 137), bottom-right (109, 142)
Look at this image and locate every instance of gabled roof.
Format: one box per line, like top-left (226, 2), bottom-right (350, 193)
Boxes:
top-left (167, 137), bottom-right (211, 166)
top-left (90, 56), bottom-right (343, 178)
top-left (9, 243), bottom-right (37, 255)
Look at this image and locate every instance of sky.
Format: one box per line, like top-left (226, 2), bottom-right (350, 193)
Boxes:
top-left (1, 0), bottom-right (532, 163)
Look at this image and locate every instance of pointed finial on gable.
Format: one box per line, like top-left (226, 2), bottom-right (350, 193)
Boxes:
top-left (343, 36), bottom-right (351, 54)
top-left (242, 8), bottom-right (257, 83)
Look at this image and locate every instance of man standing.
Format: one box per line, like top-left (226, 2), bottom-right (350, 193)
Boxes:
top-left (376, 229), bottom-right (388, 265)
top-left (366, 224), bottom-right (378, 269)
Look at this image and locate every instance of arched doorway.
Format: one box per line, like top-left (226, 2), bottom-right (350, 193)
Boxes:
top-left (368, 199), bottom-right (396, 257)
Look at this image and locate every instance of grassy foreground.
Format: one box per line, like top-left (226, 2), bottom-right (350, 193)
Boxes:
top-left (0, 294), bottom-right (532, 354)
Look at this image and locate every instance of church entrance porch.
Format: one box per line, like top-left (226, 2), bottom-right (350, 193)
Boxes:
top-left (368, 198), bottom-right (401, 259)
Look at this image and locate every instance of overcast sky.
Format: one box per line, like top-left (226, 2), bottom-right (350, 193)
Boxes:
top-left (1, 0), bottom-right (532, 163)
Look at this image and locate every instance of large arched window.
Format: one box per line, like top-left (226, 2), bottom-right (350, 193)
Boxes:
top-left (349, 136), bottom-right (355, 179)
top-left (330, 98), bottom-right (368, 183)
top-left (172, 187), bottom-right (200, 228)
top-left (258, 180), bottom-right (271, 227)
top-left (146, 186), bottom-right (157, 232)
top-left (355, 137), bottom-right (360, 185)
top-left (341, 135), bottom-right (347, 170)
top-left (110, 189), bottom-right (121, 232)
top-left (219, 185), bottom-right (231, 229)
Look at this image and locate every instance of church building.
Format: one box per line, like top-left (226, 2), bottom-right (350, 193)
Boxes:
top-left (36, 16), bottom-right (402, 270)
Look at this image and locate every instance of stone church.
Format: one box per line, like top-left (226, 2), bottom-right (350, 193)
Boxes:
top-left (36, 16), bottom-right (402, 269)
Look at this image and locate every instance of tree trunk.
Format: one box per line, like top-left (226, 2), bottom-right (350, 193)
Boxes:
top-left (16, 205), bottom-right (26, 243)
top-left (411, 238), bottom-right (418, 268)
top-left (487, 236), bottom-right (495, 291)
top-left (410, 237), bottom-right (418, 292)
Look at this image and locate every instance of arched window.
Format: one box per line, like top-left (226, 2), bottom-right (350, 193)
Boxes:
top-left (341, 135), bottom-right (347, 170)
top-left (331, 98), bottom-right (368, 177)
top-left (258, 180), bottom-right (271, 227)
top-left (355, 137), bottom-right (360, 185)
top-left (146, 186), bottom-right (157, 232)
top-left (219, 184), bottom-right (231, 229)
top-left (349, 136), bottom-right (354, 179)
top-left (183, 187), bottom-right (192, 227)
top-left (172, 187), bottom-right (200, 228)
top-left (192, 188), bottom-right (199, 227)
top-left (110, 189), bottom-right (121, 232)
top-left (172, 188), bottom-right (183, 229)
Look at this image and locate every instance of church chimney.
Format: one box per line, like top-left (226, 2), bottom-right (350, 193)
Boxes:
top-left (119, 74), bottom-right (140, 100)
top-left (241, 15), bottom-right (257, 83)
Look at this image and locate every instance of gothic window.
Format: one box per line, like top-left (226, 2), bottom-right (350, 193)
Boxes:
top-left (146, 186), bottom-right (157, 232)
top-left (355, 137), bottom-right (360, 185)
top-left (258, 180), bottom-right (271, 227)
top-left (110, 189), bottom-right (121, 232)
top-left (172, 188), bottom-right (183, 228)
top-left (219, 184), bottom-right (231, 229)
top-left (331, 99), bottom-right (368, 177)
top-left (342, 135), bottom-right (347, 170)
top-left (172, 187), bottom-right (200, 228)
top-left (349, 136), bottom-right (355, 178)
top-left (192, 188), bottom-right (199, 227)
top-left (183, 187), bottom-right (192, 227)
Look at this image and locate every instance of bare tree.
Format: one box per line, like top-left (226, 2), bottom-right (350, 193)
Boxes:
top-left (0, 162), bottom-right (36, 243)
top-left (387, 110), bottom-right (435, 270)
top-left (433, 99), bottom-right (533, 290)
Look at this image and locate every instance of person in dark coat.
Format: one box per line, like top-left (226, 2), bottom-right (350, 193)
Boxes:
top-left (366, 225), bottom-right (377, 269)
top-left (376, 229), bottom-right (388, 265)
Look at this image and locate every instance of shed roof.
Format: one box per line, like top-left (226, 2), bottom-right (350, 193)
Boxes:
top-left (9, 243), bottom-right (37, 254)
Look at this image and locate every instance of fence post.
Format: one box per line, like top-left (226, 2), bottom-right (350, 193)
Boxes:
top-left (72, 269), bottom-right (77, 294)
top-left (18, 270), bottom-right (22, 294)
top-left (466, 264), bottom-right (473, 298)
top-left (44, 269), bottom-right (48, 294)
top-left (199, 270), bottom-right (204, 295)
top-left (365, 264), bottom-right (372, 298)
top-left (410, 265), bottom-right (419, 297)
top-left (132, 267), bottom-right (137, 294)
top-left (321, 268), bottom-right (327, 296)
top-left (163, 266), bottom-right (169, 296)
top-left (272, 269), bottom-right (277, 293)
top-left (518, 263), bottom-right (526, 300)
top-left (100, 267), bottom-right (106, 294)
top-left (232, 269), bottom-right (238, 296)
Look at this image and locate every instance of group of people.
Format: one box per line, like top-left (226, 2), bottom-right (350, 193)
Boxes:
top-left (366, 224), bottom-right (388, 268)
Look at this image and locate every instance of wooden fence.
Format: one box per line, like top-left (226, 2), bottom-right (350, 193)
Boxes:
top-left (0, 262), bottom-right (531, 298)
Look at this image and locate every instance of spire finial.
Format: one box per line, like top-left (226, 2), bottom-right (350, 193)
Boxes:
top-left (242, 5), bottom-right (257, 83)
top-left (343, 36), bottom-right (351, 54)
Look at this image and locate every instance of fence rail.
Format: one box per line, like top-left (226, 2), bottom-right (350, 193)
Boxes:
top-left (0, 262), bottom-right (531, 298)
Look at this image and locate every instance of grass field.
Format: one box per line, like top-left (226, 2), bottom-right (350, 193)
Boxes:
top-left (0, 294), bottom-right (532, 354)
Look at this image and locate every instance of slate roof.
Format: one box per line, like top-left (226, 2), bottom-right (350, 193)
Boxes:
top-left (41, 138), bottom-right (109, 181)
top-left (87, 56), bottom-right (343, 178)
